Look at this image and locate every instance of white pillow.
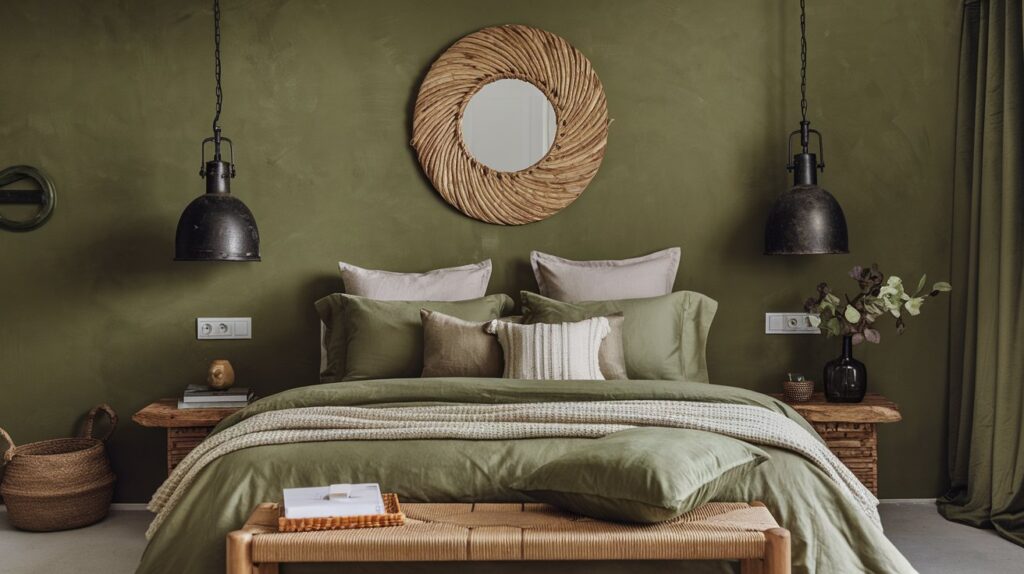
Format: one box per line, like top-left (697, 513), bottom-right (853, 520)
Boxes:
top-left (530, 248), bottom-right (680, 302)
top-left (338, 260), bottom-right (492, 301)
top-left (486, 317), bottom-right (610, 380)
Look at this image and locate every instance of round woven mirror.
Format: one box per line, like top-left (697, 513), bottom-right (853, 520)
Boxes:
top-left (412, 25), bottom-right (610, 225)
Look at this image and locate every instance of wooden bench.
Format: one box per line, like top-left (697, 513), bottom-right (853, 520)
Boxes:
top-left (227, 501), bottom-right (791, 574)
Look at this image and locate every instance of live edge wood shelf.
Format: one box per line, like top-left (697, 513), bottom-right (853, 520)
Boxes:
top-left (132, 399), bottom-right (243, 475)
top-left (773, 392), bottom-right (901, 495)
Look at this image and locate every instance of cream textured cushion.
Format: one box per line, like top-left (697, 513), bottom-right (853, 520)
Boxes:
top-left (338, 260), bottom-right (492, 301)
top-left (530, 248), bottom-right (680, 302)
top-left (487, 317), bottom-right (610, 380)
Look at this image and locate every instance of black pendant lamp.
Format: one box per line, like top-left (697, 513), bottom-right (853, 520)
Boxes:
top-left (175, 0), bottom-right (260, 261)
top-left (764, 0), bottom-right (848, 255)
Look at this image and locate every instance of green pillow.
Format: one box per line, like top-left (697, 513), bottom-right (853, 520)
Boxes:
top-left (316, 293), bottom-right (514, 382)
top-left (316, 295), bottom-right (350, 382)
top-left (513, 427), bottom-right (767, 523)
top-left (521, 290), bottom-right (717, 382)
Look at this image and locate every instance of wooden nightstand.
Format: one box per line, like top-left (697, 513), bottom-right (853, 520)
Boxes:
top-left (133, 399), bottom-right (243, 475)
top-left (772, 393), bottom-right (901, 495)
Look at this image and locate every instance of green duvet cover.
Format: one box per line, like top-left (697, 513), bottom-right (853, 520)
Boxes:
top-left (136, 379), bottom-right (916, 574)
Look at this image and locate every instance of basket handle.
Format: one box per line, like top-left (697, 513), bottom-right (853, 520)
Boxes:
top-left (81, 404), bottom-right (118, 442)
top-left (0, 427), bottom-right (14, 463)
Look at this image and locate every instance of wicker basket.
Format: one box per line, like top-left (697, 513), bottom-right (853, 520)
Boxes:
top-left (278, 492), bottom-right (405, 532)
top-left (0, 404), bottom-right (117, 532)
top-left (783, 380), bottom-right (815, 403)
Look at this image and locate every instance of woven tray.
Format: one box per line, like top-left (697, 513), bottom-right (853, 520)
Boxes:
top-left (278, 492), bottom-right (405, 532)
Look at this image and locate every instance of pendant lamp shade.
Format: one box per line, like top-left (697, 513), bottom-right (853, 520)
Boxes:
top-left (764, 0), bottom-right (849, 256)
top-left (174, 0), bottom-right (260, 262)
top-left (764, 185), bottom-right (848, 255)
top-left (175, 162), bottom-right (260, 261)
top-left (764, 153), bottom-right (848, 255)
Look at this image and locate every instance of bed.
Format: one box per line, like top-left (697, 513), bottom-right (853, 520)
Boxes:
top-left (137, 257), bottom-right (917, 573)
top-left (135, 378), bottom-right (916, 574)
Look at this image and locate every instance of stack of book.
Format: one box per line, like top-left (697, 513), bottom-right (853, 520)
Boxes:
top-left (283, 483), bottom-right (386, 519)
top-left (178, 384), bottom-right (254, 409)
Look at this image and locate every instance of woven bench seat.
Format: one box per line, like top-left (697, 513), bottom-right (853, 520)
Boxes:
top-left (227, 501), bottom-right (791, 574)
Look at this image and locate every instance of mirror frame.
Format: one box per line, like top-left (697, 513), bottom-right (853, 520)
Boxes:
top-left (412, 25), bottom-right (610, 225)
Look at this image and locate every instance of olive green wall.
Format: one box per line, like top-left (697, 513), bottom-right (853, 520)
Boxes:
top-left (0, 0), bottom-right (960, 502)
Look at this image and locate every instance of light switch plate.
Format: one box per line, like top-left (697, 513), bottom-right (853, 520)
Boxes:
top-left (765, 313), bottom-right (820, 334)
top-left (197, 317), bottom-right (252, 340)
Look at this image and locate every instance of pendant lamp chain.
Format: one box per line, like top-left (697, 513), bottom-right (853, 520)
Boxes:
top-left (798, 0), bottom-right (811, 152)
top-left (212, 0), bottom-right (224, 160)
top-left (799, 0), bottom-right (808, 125)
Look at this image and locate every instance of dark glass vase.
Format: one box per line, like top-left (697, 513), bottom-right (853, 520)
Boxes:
top-left (823, 335), bottom-right (867, 403)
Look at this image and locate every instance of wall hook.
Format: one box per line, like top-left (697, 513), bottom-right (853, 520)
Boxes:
top-left (0, 165), bottom-right (56, 231)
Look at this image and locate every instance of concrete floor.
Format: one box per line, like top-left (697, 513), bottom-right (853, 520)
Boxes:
top-left (1, 502), bottom-right (1022, 573)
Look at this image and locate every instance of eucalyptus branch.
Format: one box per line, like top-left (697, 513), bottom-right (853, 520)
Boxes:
top-left (805, 265), bottom-right (951, 345)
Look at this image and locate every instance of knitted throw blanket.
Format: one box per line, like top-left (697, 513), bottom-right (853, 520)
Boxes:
top-left (146, 401), bottom-right (881, 539)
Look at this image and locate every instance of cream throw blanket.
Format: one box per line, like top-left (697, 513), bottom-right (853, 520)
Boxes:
top-left (147, 400), bottom-right (881, 538)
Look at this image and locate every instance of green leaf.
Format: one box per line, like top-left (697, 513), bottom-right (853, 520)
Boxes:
top-left (826, 317), bottom-right (842, 337)
top-left (915, 274), bottom-right (927, 296)
top-left (844, 306), bottom-right (862, 324)
top-left (808, 315), bottom-right (822, 328)
top-left (932, 281), bottom-right (952, 292)
top-left (904, 297), bottom-right (924, 316)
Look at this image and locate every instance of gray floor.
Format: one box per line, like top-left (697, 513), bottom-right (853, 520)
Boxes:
top-left (0, 502), bottom-right (1021, 573)
top-left (877, 502), bottom-right (1022, 573)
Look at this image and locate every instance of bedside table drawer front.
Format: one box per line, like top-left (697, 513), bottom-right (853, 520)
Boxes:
top-left (812, 421), bottom-right (878, 494)
top-left (167, 427), bottom-right (214, 474)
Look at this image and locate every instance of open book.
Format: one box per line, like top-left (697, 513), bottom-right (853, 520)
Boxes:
top-left (282, 483), bottom-right (386, 519)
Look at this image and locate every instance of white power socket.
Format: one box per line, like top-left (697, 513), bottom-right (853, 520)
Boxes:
top-left (765, 313), bottom-right (820, 334)
top-left (197, 317), bottom-right (252, 340)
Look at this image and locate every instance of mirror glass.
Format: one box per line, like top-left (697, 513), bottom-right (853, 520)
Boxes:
top-left (461, 79), bottom-right (557, 172)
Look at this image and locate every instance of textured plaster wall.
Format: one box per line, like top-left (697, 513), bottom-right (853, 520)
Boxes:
top-left (0, 0), bottom-right (961, 501)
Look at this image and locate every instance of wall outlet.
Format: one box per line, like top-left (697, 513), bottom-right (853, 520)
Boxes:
top-left (765, 313), bottom-right (820, 334)
top-left (197, 317), bottom-right (252, 340)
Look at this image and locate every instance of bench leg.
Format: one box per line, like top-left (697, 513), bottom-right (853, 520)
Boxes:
top-left (227, 528), bottom-right (279, 574)
top-left (763, 527), bottom-right (791, 574)
top-left (226, 529), bottom-right (253, 574)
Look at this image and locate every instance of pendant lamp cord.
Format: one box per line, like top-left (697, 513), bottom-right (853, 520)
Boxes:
top-left (798, 0), bottom-right (810, 152)
top-left (212, 0), bottom-right (223, 160)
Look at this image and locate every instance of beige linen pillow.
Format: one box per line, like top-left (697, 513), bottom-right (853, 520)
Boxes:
top-left (598, 314), bottom-right (629, 380)
top-left (338, 260), bottom-right (491, 301)
top-left (420, 310), bottom-right (504, 378)
top-left (487, 317), bottom-right (611, 380)
top-left (530, 248), bottom-right (680, 302)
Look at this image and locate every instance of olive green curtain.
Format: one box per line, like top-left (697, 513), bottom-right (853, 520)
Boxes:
top-left (937, 0), bottom-right (1024, 547)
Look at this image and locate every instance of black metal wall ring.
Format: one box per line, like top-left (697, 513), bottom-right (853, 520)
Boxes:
top-left (0, 165), bottom-right (56, 231)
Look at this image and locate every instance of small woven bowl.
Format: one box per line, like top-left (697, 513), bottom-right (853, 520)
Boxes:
top-left (783, 380), bottom-right (815, 403)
